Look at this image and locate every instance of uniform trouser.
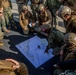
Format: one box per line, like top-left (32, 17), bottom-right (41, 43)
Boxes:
top-left (4, 7), bottom-right (12, 25)
top-left (51, 9), bottom-right (57, 28)
top-left (40, 24), bottom-right (51, 31)
top-left (47, 28), bottom-right (64, 49)
top-left (0, 16), bottom-right (8, 32)
top-left (34, 24), bottom-right (51, 32)
top-left (0, 23), bottom-right (4, 40)
top-left (0, 27), bottom-right (4, 42)
top-left (34, 24), bottom-right (51, 36)
top-left (23, 25), bottom-right (29, 34)
top-left (4, 7), bottom-right (16, 26)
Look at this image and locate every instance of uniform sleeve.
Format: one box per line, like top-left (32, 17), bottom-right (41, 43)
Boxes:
top-left (45, 0), bottom-right (47, 7)
top-left (19, 14), bottom-right (25, 29)
top-left (44, 10), bottom-right (52, 25)
top-left (29, 12), bottom-right (34, 23)
top-left (17, 63), bottom-right (29, 75)
top-left (66, 18), bottom-right (76, 33)
top-left (71, 20), bottom-right (76, 33)
top-left (8, 0), bottom-right (12, 9)
top-left (1, 16), bottom-right (6, 27)
top-left (72, 19), bottom-right (76, 27)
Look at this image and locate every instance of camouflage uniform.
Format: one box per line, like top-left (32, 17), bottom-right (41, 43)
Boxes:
top-left (62, 33), bottom-right (76, 61)
top-left (3, 7), bottom-right (12, 26)
top-left (30, 0), bottom-right (40, 22)
top-left (38, 10), bottom-right (52, 28)
top-left (17, 0), bottom-right (27, 13)
top-left (45, 0), bottom-right (61, 27)
top-left (0, 16), bottom-right (4, 46)
top-left (0, 2), bottom-right (10, 46)
top-left (45, 28), bottom-right (64, 55)
top-left (3, 0), bottom-right (17, 29)
top-left (66, 15), bottom-right (76, 33)
top-left (0, 62), bottom-right (29, 75)
top-left (45, 0), bottom-right (61, 10)
top-left (54, 33), bottom-right (76, 75)
top-left (34, 4), bottom-right (52, 36)
top-left (58, 6), bottom-right (76, 33)
top-left (60, 0), bottom-right (76, 33)
top-left (41, 0), bottom-right (46, 5)
top-left (1, 15), bottom-right (9, 31)
top-left (19, 5), bottom-right (33, 34)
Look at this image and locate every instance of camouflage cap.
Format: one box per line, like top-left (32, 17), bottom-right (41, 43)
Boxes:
top-left (22, 5), bottom-right (28, 10)
top-left (58, 6), bottom-right (71, 19)
top-left (61, 6), bottom-right (71, 18)
top-left (64, 33), bottom-right (76, 45)
top-left (38, 4), bottom-right (45, 11)
top-left (34, 0), bottom-right (39, 3)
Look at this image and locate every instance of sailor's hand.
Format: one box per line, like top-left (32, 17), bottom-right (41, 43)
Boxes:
top-left (5, 59), bottom-right (20, 69)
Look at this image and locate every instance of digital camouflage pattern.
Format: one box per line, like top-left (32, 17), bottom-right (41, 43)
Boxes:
top-left (64, 33), bottom-right (76, 45)
top-left (0, 16), bottom-right (6, 34)
top-left (60, 6), bottom-right (71, 19)
top-left (66, 15), bottom-right (76, 33)
top-left (0, 16), bottom-right (7, 46)
top-left (45, 0), bottom-right (61, 10)
top-left (3, 0), bottom-right (17, 29)
top-left (3, 7), bottom-right (12, 26)
top-left (19, 6), bottom-right (33, 34)
top-left (45, 0), bottom-right (61, 27)
top-left (34, 7), bottom-right (52, 36)
top-left (46, 28), bottom-right (64, 55)
top-left (30, 0), bottom-right (40, 22)
top-left (59, 6), bottom-right (76, 33)
top-left (54, 69), bottom-right (76, 75)
top-left (17, 0), bottom-right (27, 13)
top-left (61, 33), bottom-right (76, 61)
